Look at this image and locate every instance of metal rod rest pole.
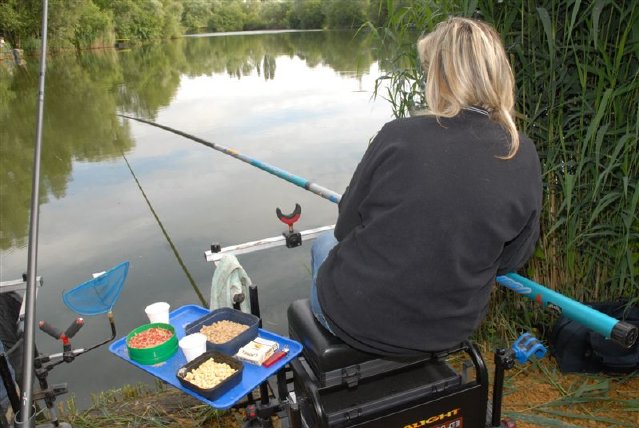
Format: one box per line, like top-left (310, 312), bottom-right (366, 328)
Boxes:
top-left (19, 0), bottom-right (49, 425)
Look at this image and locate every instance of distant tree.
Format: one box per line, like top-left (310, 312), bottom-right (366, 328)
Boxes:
top-left (46, 0), bottom-right (83, 48)
top-left (324, 0), bottom-right (368, 29)
top-left (0, 0), bottom-right (39, 48)
top-left (135, 0), bottom-right (165, 40)
top-left (289, 0), bottom-right (325, 29)
top-left (73, 1), bottom-right (113, 49)
top-left (94, 0), bottom-right (170, 41)
top-left (99, 0), bottom-right (140, 40)
top-left (209, 0), bottom-right (246, 32)
top-left (161, 0), bottom-right (183, 38)
top-left (261, 0), bottom-right (291, 29)
top-left (242, 0), bottom-right (263, 30)
top-left (0, 0), bottom-right (114, 50)
top-left (181, 0), bottom-right (211, 33)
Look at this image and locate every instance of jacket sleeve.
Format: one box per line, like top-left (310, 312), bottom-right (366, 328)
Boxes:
top-left (497, 134), bottom-right (543, 275)
top-left (496, 209), bottom-right (540, 275)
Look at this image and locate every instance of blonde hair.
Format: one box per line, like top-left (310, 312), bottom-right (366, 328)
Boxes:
top-left (417, 17), bottom-right (520, 158)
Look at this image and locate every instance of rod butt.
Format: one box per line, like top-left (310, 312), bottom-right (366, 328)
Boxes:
top-left (611, 321), bottom-right (638, 348)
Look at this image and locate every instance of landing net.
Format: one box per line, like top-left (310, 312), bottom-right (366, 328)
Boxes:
top-left (62, 261), bottom-right (129, 316)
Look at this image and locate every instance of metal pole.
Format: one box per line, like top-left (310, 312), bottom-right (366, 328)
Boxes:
top-left (19, 0), bottom-right (49, 425)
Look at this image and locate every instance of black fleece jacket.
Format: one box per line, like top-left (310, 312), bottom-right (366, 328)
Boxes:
top-left (317, 110), bottom-right (542, 356)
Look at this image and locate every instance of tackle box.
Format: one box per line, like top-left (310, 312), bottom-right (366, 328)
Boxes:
top-left (287, 299), bottom-right (488, 428)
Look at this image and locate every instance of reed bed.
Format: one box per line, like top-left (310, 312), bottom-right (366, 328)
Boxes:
top-left (368, 0), bottom-right (638, 332)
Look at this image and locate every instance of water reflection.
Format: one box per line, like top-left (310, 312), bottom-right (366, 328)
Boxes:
top-left (0, 31), bottom-right (382, 250)
top-left (1, 54), bottom-right (134, 249)
top-left (0, 30), bottom-right (393, 409)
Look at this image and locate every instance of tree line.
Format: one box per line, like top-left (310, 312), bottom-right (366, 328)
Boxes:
top-left (0, 0), bottom-right (393, 51)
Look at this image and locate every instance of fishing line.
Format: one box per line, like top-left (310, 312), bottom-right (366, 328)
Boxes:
top-left (121, 152), bottom-right (207, 306)
top-left (117, 114), bottom-right (342, 204)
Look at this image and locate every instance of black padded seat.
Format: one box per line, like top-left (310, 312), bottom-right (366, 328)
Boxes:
top-left (288, 298), bottom-right (380, 374)
top-left (288, 299), bottom-right (457, 389)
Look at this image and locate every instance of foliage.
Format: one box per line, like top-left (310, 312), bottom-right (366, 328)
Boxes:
top-left (260, 0), bottom-right (292, 30)
top-left (0, 0), bottom-right (39, 48)
top-left (368, 0), bottom-right (639, 330)
top-left (364, 0), bottom-right (464, 116)
top-left (0, 0), bottom-right (413, 48)
top-left (105, 0), bottom-right (165, 41)
top-left (209, 0), bottom-right (246, 32)
top-left (181, 0), bottom-right (211, 33)
top-left (289, 0), bottom-right (326, 29)
top-left (73, 1), bottom-right (113, 49)
top-left (160, 0), bottom-right (184, 40)
top-left (324, 0), bottom-right (369, 29)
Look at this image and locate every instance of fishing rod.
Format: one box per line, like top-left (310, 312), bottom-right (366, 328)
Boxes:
top-left (117, 114), bottom-right (342, 204)
top-left (124, 115), bottom-right (637, 349)
top-left (121, 152), bottom-right (207, 306)
top-left (20, 0), bottom-right (49, 425)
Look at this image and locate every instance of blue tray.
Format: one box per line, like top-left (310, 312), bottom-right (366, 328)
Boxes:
top-left (109, 304), bottom-right (302, 409)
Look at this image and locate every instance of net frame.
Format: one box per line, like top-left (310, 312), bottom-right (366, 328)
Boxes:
top-left (62, 261), bottom-right (128, 316)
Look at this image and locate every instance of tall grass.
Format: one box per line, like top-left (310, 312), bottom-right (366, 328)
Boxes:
top-left (368, 0), bottom-right (639, 332)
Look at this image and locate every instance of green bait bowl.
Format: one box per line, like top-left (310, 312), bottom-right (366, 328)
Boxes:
top-left (126, 322), bottom-right (178, 365)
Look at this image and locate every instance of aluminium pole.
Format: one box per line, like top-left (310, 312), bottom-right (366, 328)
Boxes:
top-left (18, 0), bottom-right (49, 425)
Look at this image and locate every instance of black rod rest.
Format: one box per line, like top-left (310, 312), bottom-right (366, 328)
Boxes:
top-left (492, 348), bottom-right (516, 428)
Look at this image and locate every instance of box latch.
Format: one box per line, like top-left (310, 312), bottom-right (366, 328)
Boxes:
top-left (341, 365), bottom-right (361, 388)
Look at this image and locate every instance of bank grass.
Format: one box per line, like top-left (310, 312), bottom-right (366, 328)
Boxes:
top-left (501, 362), bottom-right (639, 428)
top-left (60, 380), bottom-right (236, 428)
top-left (54, 352), bottom-right (639, 428)
top-left (367, 0), bottom-right (639, 332)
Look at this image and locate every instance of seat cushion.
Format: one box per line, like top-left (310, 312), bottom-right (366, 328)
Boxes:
top-left (287, 299), bottom-right (381, 374)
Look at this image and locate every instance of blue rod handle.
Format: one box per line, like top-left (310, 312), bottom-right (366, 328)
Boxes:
top-left (497, 273), bottom-right (637, 348)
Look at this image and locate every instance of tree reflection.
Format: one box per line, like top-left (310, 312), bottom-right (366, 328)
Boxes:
top-left (0, 53), bottom-right (133, 249)
top-left (0, 30), bottom-right (383, 250)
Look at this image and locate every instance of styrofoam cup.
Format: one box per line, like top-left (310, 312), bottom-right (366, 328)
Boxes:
top-left (179, 333), bottom-right (207, 362)
top-left (145, 302), bottom-right (170, 324)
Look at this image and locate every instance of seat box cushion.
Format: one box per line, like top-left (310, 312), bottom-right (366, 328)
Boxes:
top-left (287, 299), bottom-right (382, 374)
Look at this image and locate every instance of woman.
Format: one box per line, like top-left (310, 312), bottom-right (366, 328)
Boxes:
top-left (310, 17), bottom-right (542, 357)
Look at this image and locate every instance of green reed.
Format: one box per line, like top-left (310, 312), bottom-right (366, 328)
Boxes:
top-left (368, 1), bottom-right (638, 330)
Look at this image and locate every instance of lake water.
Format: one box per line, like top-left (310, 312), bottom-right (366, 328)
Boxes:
top-left (0, 31), bottom-right (393, 409)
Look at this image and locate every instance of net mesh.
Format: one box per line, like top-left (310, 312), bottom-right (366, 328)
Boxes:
top-left (62, 261), bottom-right (128, 316)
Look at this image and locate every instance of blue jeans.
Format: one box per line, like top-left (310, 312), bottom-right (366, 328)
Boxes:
top-left (310, 231), bottom-right (338, 334)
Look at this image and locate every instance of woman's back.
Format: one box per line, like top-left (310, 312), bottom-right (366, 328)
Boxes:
top-left (317, 111), bottom-right (541, 356)
top-left (311, 17), bottom-right (543, 357)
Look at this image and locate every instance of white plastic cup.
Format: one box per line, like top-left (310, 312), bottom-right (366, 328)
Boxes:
top-left (145, 302), bottom-right (170, 324)
top-left (179, 333), bottom-right (207, 362)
